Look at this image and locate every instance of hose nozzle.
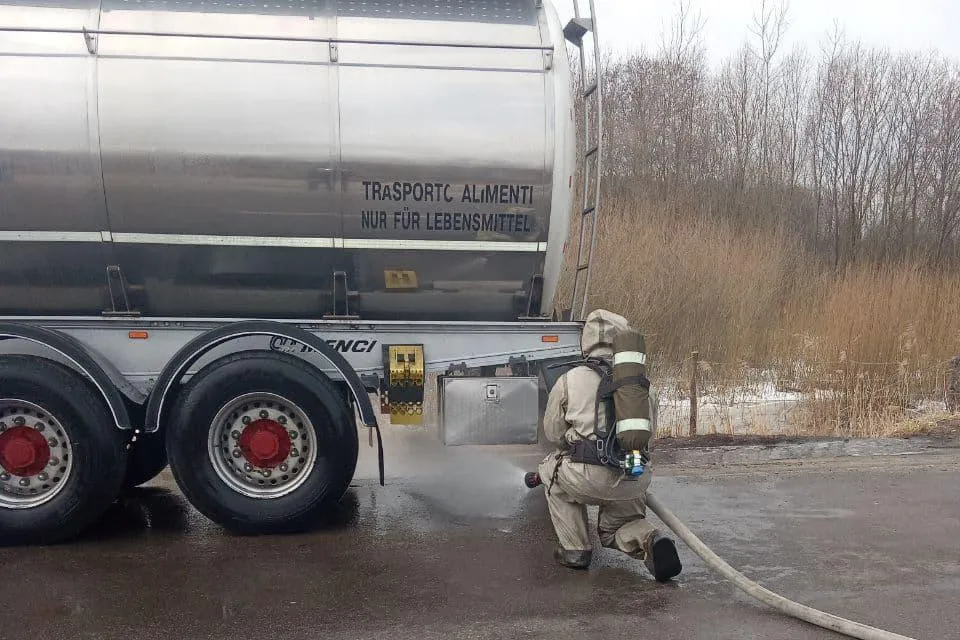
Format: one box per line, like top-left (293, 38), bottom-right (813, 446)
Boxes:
top-left (524, 472), bottom-right (542, 488)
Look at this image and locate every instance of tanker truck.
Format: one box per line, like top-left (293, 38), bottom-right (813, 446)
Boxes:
top-left (0, 0), bottom-right (605, 544)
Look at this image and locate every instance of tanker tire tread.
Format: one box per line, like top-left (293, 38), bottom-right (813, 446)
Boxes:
top-left (165, 351), bottom-right (358, 535)
top-left (0, 356), bottom-right (127, 546)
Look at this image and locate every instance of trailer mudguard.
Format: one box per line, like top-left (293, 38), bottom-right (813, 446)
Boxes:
top-left (0, 323), bottom-right (140, 429)
top-left (145, 320), bottom-right (378, 432)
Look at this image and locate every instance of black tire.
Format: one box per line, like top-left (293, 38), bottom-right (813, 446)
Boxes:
top-left (0, 356), bottom-right (127, 545)
top-left (165, 350), bottom-right (359, 534)
top-left (123, 428), bottom-right (168, 489)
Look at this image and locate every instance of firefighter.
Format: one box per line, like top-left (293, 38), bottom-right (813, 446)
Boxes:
top-left (536, 309), bottom-right (682, 580)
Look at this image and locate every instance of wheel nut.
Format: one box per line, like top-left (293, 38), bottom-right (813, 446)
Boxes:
top-left (231, 430), bottom-right (241, 440)
top-left (290, 449), bottom-right (299, 458)
top-left (48, 458), bottom-right (59, 467)
top-left (38, 473), bottom-right (48, 481)
top-left (277, 415), bottom-right (287, 425)
top-left (18, 478), bottom-right (29, 487)
top-left (0, 473), bottom-right (9, 481)
top-left (259, 410), bottom-right (269, 419)
top-left (47, 438), bottom-right (58, 447)
top-left (14, 416), bottom-right (26, 426)
top-left (232, 449), bottom-right (242, 458)
top-left (242, 416), bottom-right (252, 425)
top-left (35, 422), bottom-right (45, 432)
top-left (244, 463), bottom-right (253, 472)
top-left (262, 469), bottom-right (272, 478)
top-left (279, 463), bottom-right (289, 472)
top-left (288, 430), bottom-right (298, 440)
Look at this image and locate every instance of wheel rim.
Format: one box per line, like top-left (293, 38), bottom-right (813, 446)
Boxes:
top-left (0, 399), bottom-right (74, 509)
top-left (207, 392), bottom-right (319, 499)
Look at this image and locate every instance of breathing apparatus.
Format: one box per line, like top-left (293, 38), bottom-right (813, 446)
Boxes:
top-left (545, 325), bottom-right (654, 480)
top-left (622, 449), bottom-right (649, 477)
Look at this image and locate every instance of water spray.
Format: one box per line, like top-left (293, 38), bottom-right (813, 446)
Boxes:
top-left (524, 473), bottom-right (915, 640)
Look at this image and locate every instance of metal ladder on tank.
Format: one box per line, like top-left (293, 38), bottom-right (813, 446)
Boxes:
top-left (563, 0), bottom-right (603, 322)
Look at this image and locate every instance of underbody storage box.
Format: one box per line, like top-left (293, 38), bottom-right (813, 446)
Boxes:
top-left (439, 376), bottom-right (540, 445)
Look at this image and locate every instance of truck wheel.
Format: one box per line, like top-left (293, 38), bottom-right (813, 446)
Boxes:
top-left (123, 428), bottom-right (168, 489)
top-left (165, 351), bottom-right (358, 534)
top-left (0, 357), bottom-right (126, 545)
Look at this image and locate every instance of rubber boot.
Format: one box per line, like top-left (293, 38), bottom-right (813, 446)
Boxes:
top-left (554, 547), bottom-right (592, 570)
top-left (643, 530), bottom-right (682, 582)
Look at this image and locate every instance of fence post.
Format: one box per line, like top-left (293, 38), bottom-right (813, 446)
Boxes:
top-left (690, 350), bottom-right (699, 437)
top-left (948, 355), bottom-right (960, 412)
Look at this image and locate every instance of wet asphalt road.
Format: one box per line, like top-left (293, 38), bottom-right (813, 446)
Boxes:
top-left (1, 429), bottom-right (958, 640)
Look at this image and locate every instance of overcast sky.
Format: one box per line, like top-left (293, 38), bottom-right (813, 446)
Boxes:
top-left (556, 0), bottom-right (958, 64)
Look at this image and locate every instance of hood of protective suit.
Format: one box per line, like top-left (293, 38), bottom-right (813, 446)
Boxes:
top-left (580, 309), bottom-right (631, 358)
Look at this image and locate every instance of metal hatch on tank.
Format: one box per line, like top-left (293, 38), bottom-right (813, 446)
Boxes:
top-left (0, 0), bottom-right (575, 322)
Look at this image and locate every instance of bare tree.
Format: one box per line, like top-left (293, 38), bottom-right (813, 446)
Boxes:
top-left (776, 47), bottom-right (812, 232)
top-left (928, 65), bottom-right (960, 262)
top-left (814, 27), bottom-right (852, 267)
top-left (592, 3), bottom-right (959, 267)
top-left (659, 0), bottom-right (706, 68)
top-left (749, 0), bottom-right (790, 184)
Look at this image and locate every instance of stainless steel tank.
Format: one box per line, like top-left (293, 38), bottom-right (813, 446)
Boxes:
top-left (0, 0), bottom-right (575, 321)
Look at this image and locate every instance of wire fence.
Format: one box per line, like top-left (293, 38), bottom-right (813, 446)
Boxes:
top-left (650, 353), bottom-right (960, 439)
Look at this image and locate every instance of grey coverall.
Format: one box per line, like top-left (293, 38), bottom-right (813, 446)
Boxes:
top-left (537, 309), bottom-right (656, 560)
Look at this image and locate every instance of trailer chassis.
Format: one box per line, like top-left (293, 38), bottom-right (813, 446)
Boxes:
top-left (0, 315), bottom-right (581, 543)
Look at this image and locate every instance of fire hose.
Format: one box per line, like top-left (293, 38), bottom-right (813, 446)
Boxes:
top-left (524, 473), bottom-right (915, 640)
top-left (645, 493), bottom-right (916, 640)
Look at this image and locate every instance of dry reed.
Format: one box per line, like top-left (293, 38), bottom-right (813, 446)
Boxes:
top-left (555, 198), bottom-right (960, 437)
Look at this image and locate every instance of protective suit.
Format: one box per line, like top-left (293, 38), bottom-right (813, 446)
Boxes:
top-left (537, 309), bottom-right (682, 580)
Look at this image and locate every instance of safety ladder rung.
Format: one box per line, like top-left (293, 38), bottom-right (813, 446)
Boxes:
top-left (582, 205), bottom-right (596, 216)
top-left (584, 82), bottom-right (598, 98)
top-left (584, 145), bottom-right (599, 159)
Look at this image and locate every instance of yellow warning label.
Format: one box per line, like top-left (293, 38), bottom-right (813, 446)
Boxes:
top-left (386, 345), bottom-right (425, 425)
top-left (385, 269), bottom-right (419, 290)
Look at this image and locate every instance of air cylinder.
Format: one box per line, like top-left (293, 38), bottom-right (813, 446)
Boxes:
top-left (612, 328), bottom-right (652, 452)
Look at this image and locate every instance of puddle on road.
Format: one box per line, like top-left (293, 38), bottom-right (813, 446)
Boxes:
top-left (353, 426), bottom-right (544, 535)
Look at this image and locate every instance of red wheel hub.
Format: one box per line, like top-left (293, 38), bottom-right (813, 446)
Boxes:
top-left (0, 426), bottom-right (51, 477)
top-left (238, 419), bottom-right (291, 469)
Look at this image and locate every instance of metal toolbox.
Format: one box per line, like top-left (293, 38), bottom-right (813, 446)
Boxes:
top-left (439, 376), bottom-right (540, 445)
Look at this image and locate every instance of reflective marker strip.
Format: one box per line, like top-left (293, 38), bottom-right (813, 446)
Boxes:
top-left (0, 231), bottom-right (105, 242)
top-left (111, 233), bottom-right (337, 248)
top-left (613, 351), bottom-right (647, 365)
top-left (0, 231), bottom-right (546, 252)
top-left (337, 238), bottom-right (546, 252)
top-left (616, 418), bottom-right (652, 433)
